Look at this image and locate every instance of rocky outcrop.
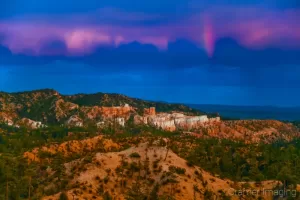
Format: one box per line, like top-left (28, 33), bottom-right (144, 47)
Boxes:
top-left (144, 107), bottom-right (156, 115)
top-left (66, 115), bottom-right (83, 127)
top-left (150, 118), bottom-right (176, 131)
top-left (17, 118), bottom-right (46, 129)
top-left (0, 112), bottom-right (17, 126)
top-left (0, 90), bottom-right (204, 128)
top-left (135, 111), bottom-right (220, 131)
top-left (134, 115), bottom-right (148, 125)
top-left (116, 117), bottom-right (125, 126)
top-left (53, 99), bottom-right (79, 121)
top-left (96, 117), bottom-right (126, 128)
top-left (82, 106), bottom-right (102, 120)
top-left (82, 104), bottom-right (134, 120)
top-left (100, 104), bottom-right (134, 118)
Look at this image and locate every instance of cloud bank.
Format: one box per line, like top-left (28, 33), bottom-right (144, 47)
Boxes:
top-left (1, 0), bottom-right (300, 106)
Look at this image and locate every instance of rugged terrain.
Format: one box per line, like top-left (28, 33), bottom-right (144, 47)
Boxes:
top-left (1, 89), bottom-right (299, 144)
top-left (0, 89), bottom-right (300, 200)
top-left (0, 89), bottom-right (203, 127)
top-left (24, 136), bottom-right (283, 200)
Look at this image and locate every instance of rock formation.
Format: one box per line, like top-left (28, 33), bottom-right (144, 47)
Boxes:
top-left (96, 117), bottom-right (126, 128)
top-left (0, 112), bottom-right (15, 126)
top-left (144, 107), bottom-right (156, 115)
top-left (0, 90), bottom-right (203, 128)
top-left (100, 104), bottom-right (134, 118)
top-left (135, 108), bottom-right (220, 131)
top-left (66, 115), bottom-right (83, 127)
top-left (17, 118), bottom-right (46, 129)
top-left (82, 104), bottom-right (134, 120)
top-left (53, 99), bottom-right (79, 121)
top-left (116, 117), bottom-right (125, 126)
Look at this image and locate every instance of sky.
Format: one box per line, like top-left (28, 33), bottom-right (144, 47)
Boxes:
top-left (0, 0), bottom-right (300, 106)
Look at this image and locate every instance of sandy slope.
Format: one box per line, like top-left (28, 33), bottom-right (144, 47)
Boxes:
top-left (43, 141), bottom-right (279, 200)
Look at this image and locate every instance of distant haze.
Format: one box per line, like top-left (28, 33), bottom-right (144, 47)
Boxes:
top-left (189, 104), bottom-right (300, 121)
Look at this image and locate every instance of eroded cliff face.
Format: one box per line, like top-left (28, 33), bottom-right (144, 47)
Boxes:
top-left (0, 90), bottom-right (204, 128)
top-left (53, 99), bottom-right (79, 121)
top-left (0, 112), bottom-right (17, 125)
top-left (99, 104), bottom-right (134, 118)
top-left (1, 102), bottom-right (134, 128)
top-left (144, 107), bottom-right (156, 115)
top-left (66, 115), bottom-right (83, 127)
top-left (135, 108), bottom-right (220, 131)
top-left (81, 104), bottom-right (134, 120)
top-left (17, 118), bottom-right (47, 129)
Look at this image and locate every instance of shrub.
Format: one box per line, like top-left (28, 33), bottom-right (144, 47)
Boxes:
top-left (105, 168), bottom-right (111, 174)
top-left (129, 162), bottom-right (140, 172)
top-left (204, 189), bottom-right (214, 200)
top-left (169, 165), bottom-right (186, 175)
top-left (130, 152), bottom-right (141, 158)
top-left (104, 176), bottom-right (109, 184)
top-left (153, 159), bottom-right (160, 169)
top-left (186, 160), bottom-right (194, 167)
top-left (59, 192), bottom-right (69, 200)
top-left (103, 191), bottom-right (112, 200)
top-left (97, 184), bottom-right (104, 195)
top-left (95, 175), bottom-right (101, 181)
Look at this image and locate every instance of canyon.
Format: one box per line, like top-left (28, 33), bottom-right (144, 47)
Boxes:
top-left (2, 102), bottom-right (219, 131)
top-left (0, 90), bottom-right (299, 143)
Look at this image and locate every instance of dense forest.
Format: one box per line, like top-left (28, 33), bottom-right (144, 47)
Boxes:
top-left (172, 137), bottom-right (300, 184)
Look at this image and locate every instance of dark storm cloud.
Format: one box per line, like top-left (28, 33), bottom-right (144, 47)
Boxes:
top-left (212, 38), bottom-right (300, 67)
top-left (1, 38), bottom-right (300, 68)
top-left (39, 39), bottom-right (68, 55)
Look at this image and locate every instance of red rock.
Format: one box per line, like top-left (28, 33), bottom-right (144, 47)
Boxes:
top-left (83, 104), bottom-right (134, 120)
top-left (144, 107), bottom-right (156, 116)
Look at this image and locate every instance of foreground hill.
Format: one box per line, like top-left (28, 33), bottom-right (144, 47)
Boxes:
top-left (23, 135), bottom-right (285, 200)
top-left (0, 121), bottom-right (299, 199)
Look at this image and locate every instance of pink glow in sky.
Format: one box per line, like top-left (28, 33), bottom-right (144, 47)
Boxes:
top-left (64, 30), bottom-right (112, 54)
top-left (0, 6), bottom-right (300, 56)
top-left (203, 17), bottom-right (215, 57)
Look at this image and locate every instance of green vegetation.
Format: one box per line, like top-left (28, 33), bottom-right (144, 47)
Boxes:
top-left (59, 192), bottom-right (69, 200)
top-left (0, 116), bottom-right (299, 199)
top-left (0, 89), bottom-right (204, 126)
top-left (172, 137), bottom-right (300, 186)
top-left (1, 89), bottom-right (300, 199)
top-left (0, 124), bottom-right (107, 199)
top-left (0, 123), bottom-right (98, 155)
top-left (292, 121), bottom-right (300, 128)
top-left (168, 165), bottom-right (186, 175)
top-left (130, 152), bottom-right (141, 158)
top-left (62, 92), bottom-right (203, 115)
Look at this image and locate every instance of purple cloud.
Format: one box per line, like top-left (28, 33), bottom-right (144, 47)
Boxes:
top-left (0, 6), bottom-right (299, 56)
top-left (207, 6), bottom-right (300, 49)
